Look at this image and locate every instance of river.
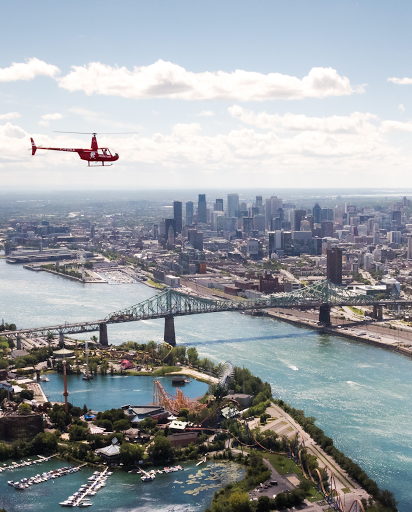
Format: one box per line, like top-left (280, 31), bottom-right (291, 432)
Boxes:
top-left (0, 259), bottom-right (411, 510)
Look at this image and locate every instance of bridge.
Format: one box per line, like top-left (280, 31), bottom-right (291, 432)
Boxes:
top-left (3, 279), bottom-right (411, 347)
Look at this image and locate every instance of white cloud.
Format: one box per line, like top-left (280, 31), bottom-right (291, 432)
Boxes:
top-left (197, 110), bottom-right (214, 116)
top-left (57, 60), bottom-right (362, 101)
top-left (399, 103), bottom-right (405, 112)
top-left (0, 58), bottom-right (60, 82)
top-left (39, 112), bottom-right (63, 127)
top-left (68, 107), bottom-right (141, 130)
top-left (1, 115), bottom-right (409, 189)
top-left (0, 112), bottom-right (21, 120)
top-left (381, 120), bottom-right (412, 132)
top-left (388, 76), bottom-right (412, 85)
top-left (229, 105), bottom-right (378, 134)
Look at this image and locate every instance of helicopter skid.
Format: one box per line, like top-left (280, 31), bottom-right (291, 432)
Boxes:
top-left (87, 163), bottom-right (113, 167)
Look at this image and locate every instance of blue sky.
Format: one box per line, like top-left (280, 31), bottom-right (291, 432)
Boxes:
top-left (1, 1), bottom-right (412, 190)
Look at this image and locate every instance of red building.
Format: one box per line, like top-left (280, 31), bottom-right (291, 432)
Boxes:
top-left (258, 271), bottom-right (284, 294)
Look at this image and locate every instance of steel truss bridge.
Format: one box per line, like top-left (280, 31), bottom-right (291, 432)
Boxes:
top-left (3, 279), bottom-right (412, 345)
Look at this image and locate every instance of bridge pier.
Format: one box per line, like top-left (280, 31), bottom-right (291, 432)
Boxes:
top-left (319, 304), bottom-right (331, 325)
top-left (373, 304), bottom-right (383, 321)
top-left (164, 315), bottom-right (176, 346)
top-left (16, 335), bottom-right (21, 351)
top-left (99, 323), bottom-right (108, 346)
top-left (59, 331), bottom-right (64, 348)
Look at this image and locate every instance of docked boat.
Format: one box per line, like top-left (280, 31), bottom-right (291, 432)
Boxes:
top-left (141, 475), bottom-right (155, 482)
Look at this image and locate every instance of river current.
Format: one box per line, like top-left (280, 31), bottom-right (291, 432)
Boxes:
top-left (1, 259), bottom-right (412, 510)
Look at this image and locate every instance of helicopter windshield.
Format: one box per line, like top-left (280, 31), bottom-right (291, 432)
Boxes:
top-left (98, 148), bottom-right (112, 156)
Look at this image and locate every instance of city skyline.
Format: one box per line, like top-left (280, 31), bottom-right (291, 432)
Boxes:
top-left (2, 1), bottom-right (412, 190)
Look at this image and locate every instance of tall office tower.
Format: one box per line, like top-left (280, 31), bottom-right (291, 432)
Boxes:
top-left (173, 201), bottom-right (183, 233)
top-left (313, 203), bottom-right (321, 224)
top-left (240, 201), bottom-right (247, 211)
top-left (265, 198), bottom-right (272, 228)
top-left (188, 229), bottom-right (203, 251)
top-left (392, 210), bottom-right (402, 228)
top-left (214, 198), bottom-right (224, 211)
top-left (186, 201), bottom-right (194, 226)
top-left (198, 194), bottom-right (207, 223)
top-left (271, 196), bottom-right (283, 214)
top-left (256, 196), bottom-right (263, 212)
top-left (373, 224), bottom-right (380, 245)
top-left (152, 224), bottom-right (158, 239)
top-left (211, 211), bottom-right (224, 231)
top-left (321, 208), bottom-right (334, 221)
top-left (408, 238), bottom-right (412, 259)
top-left (253, 214), bottom-right (265, 232)
top-left (227, 193), bottom-right (239, 218)
top-left (321, 220), bottom-right (334, 238)
top-left (242, 217), bottom-right (253, 234)
top-left (167, 225), bottom-right (175, 245)
top-left (327, 248), bottom-right (342, 285)
top-left (364, 252), bottom-right (374, 271)
top-left (294, 209), bottom-right (306, 231)
top-left (165, 218), bottom-right (176, 238)
top-left (389, 231), bottom-right (401, 244)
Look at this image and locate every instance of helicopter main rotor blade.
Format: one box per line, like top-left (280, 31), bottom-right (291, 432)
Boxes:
top-left (53, 131), bottom-right (138, 134)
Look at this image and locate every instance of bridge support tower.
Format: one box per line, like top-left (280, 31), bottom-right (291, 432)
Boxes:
top-left (59, 331), bottom-right (64, 348)
top-left (164, 315), bottom-right (176, 346)
top-left (99, 322), bottom-right (108, 346)
top-left (319, 304), bottom-right (331, 325)
top-left (373, 304), bottom-right (383, 321)
top-left (16, 335), bottom-right (21, 351)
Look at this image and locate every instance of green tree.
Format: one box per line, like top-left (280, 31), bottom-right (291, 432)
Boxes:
top-left (119, 443), bottom-right (145, 464)
top-left (148, 434), bottom-right (172, 461)
top-left (113, 419), bottom-right (131, 432)
top-left (187, 347), bottom-right (199, 366)
top-left (229, 491), bottom-right (251, 512)
top-left (18, 403), bottom-right (31, 414)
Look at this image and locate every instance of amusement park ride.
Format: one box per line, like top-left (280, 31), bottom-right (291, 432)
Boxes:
top-left (30, 131), bottom-right (132, 166)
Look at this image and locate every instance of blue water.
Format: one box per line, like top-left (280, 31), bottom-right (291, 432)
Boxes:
top-left (1, 259), bottom-right (412, 510)
top-left (0, 456), bottom-right (243, 512)
top-left (42, 373), bottom-right (208, 411)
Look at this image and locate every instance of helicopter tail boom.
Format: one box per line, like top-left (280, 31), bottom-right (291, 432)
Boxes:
top-left (30, 138), bottom-right (37, 156)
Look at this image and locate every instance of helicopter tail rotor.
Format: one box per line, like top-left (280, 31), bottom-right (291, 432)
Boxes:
top-left (30, 138), bottom-right (37, 156)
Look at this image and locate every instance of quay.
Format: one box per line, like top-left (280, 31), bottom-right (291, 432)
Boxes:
top-left (0, 454), bottom-right (56, 472)
top-left (61, 467), bottom-right (111, 507)
top-left (265, 308), bottom-right (412, 358)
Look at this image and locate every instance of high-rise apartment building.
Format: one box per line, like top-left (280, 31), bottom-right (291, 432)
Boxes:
top-left (327, 248), bottom-right (342, 285)
top-left (227, 193), bottom-right (239, 218)
top-left (186, 201), bottom-right (194, 226)
top-left (198, 194), bottom-right (207, 223)
top-left (173, 201), bottom-right (183, 233)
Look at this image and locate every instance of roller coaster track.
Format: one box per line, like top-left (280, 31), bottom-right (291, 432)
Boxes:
top-left (347, 500), bottom-right (365, 512)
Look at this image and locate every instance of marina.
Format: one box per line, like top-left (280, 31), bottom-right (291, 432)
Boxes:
top-left (0, 454), bottom-right (243, 512)
top-left (10, 464), bottom-right (84, 490)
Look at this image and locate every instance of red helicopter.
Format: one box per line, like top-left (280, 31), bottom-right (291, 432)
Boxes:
top-left (30, 132), bottom-right (121, 166)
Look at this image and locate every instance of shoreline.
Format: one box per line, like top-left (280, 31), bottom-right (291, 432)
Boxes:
top-left (265, 309), bottom-right (412, 359)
